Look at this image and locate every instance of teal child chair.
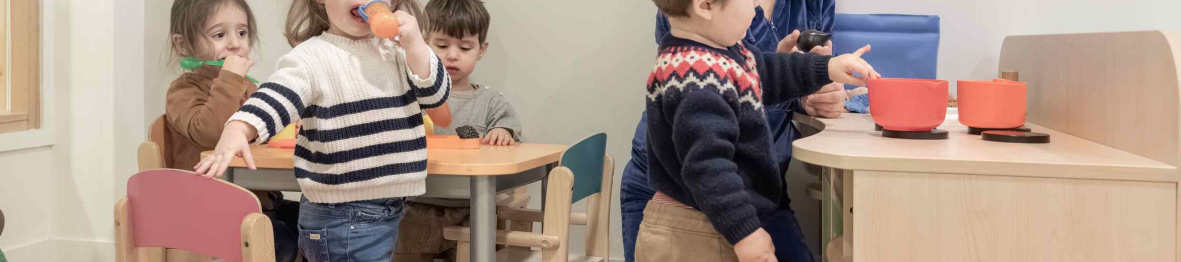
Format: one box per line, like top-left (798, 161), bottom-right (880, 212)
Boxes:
top-left (445, 133), bottom-right (614, 262)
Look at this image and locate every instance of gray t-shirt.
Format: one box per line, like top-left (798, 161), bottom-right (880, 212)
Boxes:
top-left (434, 85), bottom-right (523, 141)
top-left (414, 85), bottom-right (523, 207)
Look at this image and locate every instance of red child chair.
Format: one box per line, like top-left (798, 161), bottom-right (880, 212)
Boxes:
top-left (115, 169), bottom-right (274, 261)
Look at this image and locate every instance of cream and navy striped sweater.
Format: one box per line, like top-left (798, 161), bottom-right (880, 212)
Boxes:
top-left (229, 33), bottom-right (450, 203)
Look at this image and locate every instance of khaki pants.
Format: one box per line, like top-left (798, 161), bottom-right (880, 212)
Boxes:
top-left (635, 201), bottom-right (740, 262)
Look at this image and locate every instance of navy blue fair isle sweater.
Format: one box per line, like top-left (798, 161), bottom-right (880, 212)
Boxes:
top-left (645, 35), bottom-right (832, 244)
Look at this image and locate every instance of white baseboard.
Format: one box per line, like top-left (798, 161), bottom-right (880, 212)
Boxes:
top-left (6, 238), bottom-right (114, 262)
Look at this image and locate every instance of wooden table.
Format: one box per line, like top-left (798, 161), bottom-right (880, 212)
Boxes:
top-left (204, 143), bottom-right (567, 262)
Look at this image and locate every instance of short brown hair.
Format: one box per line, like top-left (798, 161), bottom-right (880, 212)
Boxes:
top-left (169, 0), bottom-right (259, 60)
top-left (425, 0), bottom-right (491, 43)
top-left (652, 0), bottom-right (726, 17)
top-left (286, 0), bottom-right (425, 47)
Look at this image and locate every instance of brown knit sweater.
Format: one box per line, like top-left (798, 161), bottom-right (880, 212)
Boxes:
top-left (164, 65), bottom-right (257, 170)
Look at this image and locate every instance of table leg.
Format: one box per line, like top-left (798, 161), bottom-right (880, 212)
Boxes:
top-left (224, 167), bottom-right (235, 184)
top-left (470, 176), bottom-right (497, 262)
top-left (541, 163), bottom-right (555, 212)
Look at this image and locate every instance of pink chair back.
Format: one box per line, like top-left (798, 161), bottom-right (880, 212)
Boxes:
top-left (126, 169), bottom-right (261, 261)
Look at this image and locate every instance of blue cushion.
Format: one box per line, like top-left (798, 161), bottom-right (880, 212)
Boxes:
top-left (833, 14), bottom-right (940, 83)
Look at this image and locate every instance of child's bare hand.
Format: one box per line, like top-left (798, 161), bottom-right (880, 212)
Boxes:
top-left (222, 55), bottom-right (254, 78)
top-left (828, 45), bottom-right (881, 86)
top-left (392, 10), bottom-right (423, 45)
top-left (734, 228), bottom-right (777, 262)
top-left (482, 128), bottom-right (516, 146)
top-left (194, 122), bottom-right (257, 178)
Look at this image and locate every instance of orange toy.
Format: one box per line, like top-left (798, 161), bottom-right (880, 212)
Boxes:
top-left (957, 79), bottom-right (1027, 129)
top-left (426, 135), bottom-right (480, 149)
top-left (268, 139), bottom-right (297, 149)
top-left (359, 1), bottom-right (399, 39)
top-left (868, 78), bottom-right (949, 132)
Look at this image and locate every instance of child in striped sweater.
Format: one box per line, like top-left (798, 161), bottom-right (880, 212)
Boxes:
top-left (194, 0), bottom-right (450, 260)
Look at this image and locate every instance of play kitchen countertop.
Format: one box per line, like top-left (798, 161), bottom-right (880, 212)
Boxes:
top-left (801, 30), bottom-right (1181, 262)
top-left (793, 112), bottom-right (1179, 262)
top-left (793, 112), bottom-right (1175, 181)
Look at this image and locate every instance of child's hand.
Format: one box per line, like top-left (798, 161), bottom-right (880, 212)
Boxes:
top-left (222, 55), bottom-right (255, 78)
top-left (482, 128), bottom-right (516, 146)
top-left (194, 121), bottom-right (258, 178)
top-left (734, 228), bottom-right (777, 262)
top-left (828, 45), bottom-right (881, 86)
top-left (391, 10), bottom-right (433, 80)
top-left (392, 10), bottom-right (424, 46)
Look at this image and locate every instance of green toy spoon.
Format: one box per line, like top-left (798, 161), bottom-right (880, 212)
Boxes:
top-left (180, 57), bottom-right (259, 83)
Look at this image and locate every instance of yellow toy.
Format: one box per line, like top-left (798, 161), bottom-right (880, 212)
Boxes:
top-left (424, 115), bottom-right (435, 135)
top-left (268, 122), bottom-right (299, 149)
top-left (273, 123), bottom-right (298, 140)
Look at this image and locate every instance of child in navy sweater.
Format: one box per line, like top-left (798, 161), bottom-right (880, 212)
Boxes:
top-left (638, 0), bottom-right (880, 261)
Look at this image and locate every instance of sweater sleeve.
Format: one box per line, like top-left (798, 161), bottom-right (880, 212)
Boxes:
top-left (669, 91), bottom-right (763, 244)
top-left (404, 48), bottom-right (450, 109)
top-left (229, 54), bottom-right (314, 144)
top-left (485, 93), bottom-right (523, 142)
top-left (165, 71), bottom-right (253, 148)
top-left (756, 51), bottom-right (833, 105)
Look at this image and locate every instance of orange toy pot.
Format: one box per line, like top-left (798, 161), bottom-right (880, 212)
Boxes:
top-left (868, 78), bottom-right (949, 132)
top-left (957, 79), bottom-right (1026, 129)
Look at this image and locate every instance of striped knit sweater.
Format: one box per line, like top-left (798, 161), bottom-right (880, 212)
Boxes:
top-left (645, 35), bottom-right (831, 244)
top-left (229, 33), bottom-right (450, 203)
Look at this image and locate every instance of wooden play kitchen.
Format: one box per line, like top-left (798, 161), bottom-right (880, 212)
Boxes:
top-left (797, 31), bottom-right (1181, 261)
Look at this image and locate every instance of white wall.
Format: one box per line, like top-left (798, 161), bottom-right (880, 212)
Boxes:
top-left (474, 1), bottom-right (655, 259)
top-left (835, 0), bottom-right (1181, 95)
top-left (0, 147), bottom-right (55, 250)
top-left (2, 0), bottom-right (130, 259)
top-left (2, 0), bottom-right (124, 260)
top-left (57, 0), bottom-right (117, 245)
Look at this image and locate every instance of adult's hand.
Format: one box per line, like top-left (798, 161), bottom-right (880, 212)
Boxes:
top-left (777, 30), bottom-right (833, 56)
top-left (782, 30), bottom-right (847, 118)
top-left (802, 83), bottom-right (848, 118)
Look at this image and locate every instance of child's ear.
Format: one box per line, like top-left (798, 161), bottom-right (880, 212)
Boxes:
top-left (478, 42), bottom-right (489, 60)
top-left (693, 0), bottom-right (714, 20)
top-left (171, 34), bottom-right (189, 57)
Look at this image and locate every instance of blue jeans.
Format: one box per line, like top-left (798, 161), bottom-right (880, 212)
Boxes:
top-left (297, 197), bottom-right (407, 262)
top-left (620, 162), bottom-right (656, 262)
top-left (764, 208), bottom-right (815, 262)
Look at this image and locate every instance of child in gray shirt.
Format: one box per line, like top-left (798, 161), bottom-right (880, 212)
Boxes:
top-left (434, 84), bottom-right (522, 145)
top-left (394, 1), bottom-right (528, 261)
